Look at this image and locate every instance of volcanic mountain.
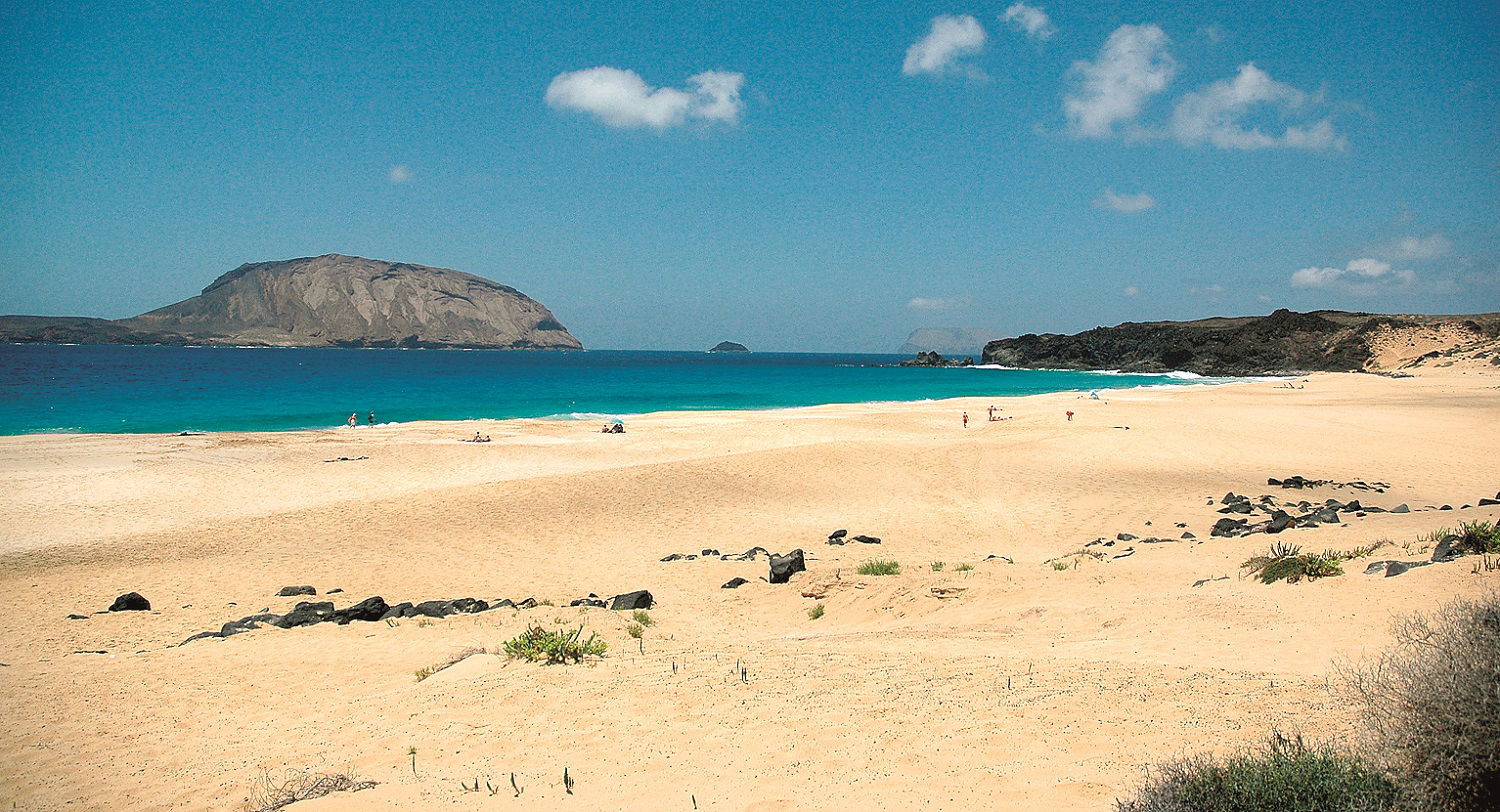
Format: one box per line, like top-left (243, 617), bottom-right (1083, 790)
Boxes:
top-left (1, 254), bottom-right (583, 350)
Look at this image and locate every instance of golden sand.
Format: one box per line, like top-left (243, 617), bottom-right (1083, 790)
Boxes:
top-left (1, 369), bottom-right (1497, 810)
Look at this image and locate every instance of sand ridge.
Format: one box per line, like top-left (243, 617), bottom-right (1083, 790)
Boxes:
top-left (1, 370), bottom-right (1497, 810)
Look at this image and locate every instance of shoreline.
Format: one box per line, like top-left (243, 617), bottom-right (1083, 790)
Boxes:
top-left (0, 367), bottom-right (1283, 439)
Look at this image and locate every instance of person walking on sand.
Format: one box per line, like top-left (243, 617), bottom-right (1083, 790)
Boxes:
top-left (347, 413), bottom-right (357, 427)
top-left (988, 405), bottom-right (996, 421)
top-left (962, 411), bottom-right (969, 428)
top-left (1066, 410), bottom-right (1074, 422)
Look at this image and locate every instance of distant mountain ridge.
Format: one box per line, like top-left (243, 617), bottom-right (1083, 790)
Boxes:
top-left (981, 309), bottom-right (1500, 376)
top-left (1, 254), bottom-right (582, 350)
top-left (898, 328), bottom-right (1001, 356)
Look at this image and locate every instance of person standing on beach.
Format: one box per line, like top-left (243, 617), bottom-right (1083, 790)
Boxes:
top-left (962, 411), bottom-right (969, 428)
top-left (347, 413), bottom-right (357, 427)
top-left (368, 411), bottom-right (375, 425)
top-left (988, 405), bottom-right (996, 421)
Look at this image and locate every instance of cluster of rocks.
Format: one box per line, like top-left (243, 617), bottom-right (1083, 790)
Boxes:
top-left (661, 546), bottom-right (768, 562)
top-left (826, 529), bottom-right (881, 545)
top-left (1208, 491), bottom-right (1405, 538)
top-left (179, 589), bottom-right (653, 645)
top-left (1268, 475), bottom-right (1389, 492)
top-left (898, 351), bottom-right (972, 368)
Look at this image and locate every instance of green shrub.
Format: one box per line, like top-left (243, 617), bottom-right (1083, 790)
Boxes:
top-left (856, 559), bottom-right (901, 576)
top-left (631, 610), bottom-right (654, 627)
top-left (1439, 521), bottom-right (1500, 555)
top-left (930, 561), bottom-right (945, 572)
top-left (502, 625), bottom-right (607, 664)
top-left (1343, 593), bottom-right (1500, 812)
top-left (1242, 543), bottom-right (1344, 584)
top-left (807, 603), bottom-right (825, 620)
top-left (625, 622), bottom-right (644, 639)
top-left (1051, 561), bottom-right (1070, 571)
top-left (954, 563), bottom-right (974, 572)
top-left (1115, 731), bottom-right (1396, 812)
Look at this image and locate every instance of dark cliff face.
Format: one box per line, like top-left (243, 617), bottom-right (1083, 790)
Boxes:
top-left (980, 310), bottom-right (1463, 375)
top-left (2, 254), bottom-right (582, 350)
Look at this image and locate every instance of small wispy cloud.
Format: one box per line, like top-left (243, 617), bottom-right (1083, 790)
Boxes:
top-left (1382, 233), bottom-right (1451, 262)
top-left (1290, 257), bottom-right (1414, 293)
top-left (545, 67), bottom-right (745, 129)
top-left (1094, 188), bottom-right (1156, 213)
top-left (902, 15), bottom-right (987, 79)
top-left (907, 295), bottom-right (972, 311)
top-left (1064, 24), bottom-right (1176, 139)
top-left (1168, 63), bottom-right (1346, 151)
top-left (1123, 286), bottom-right (1141, 297)
top-left (387, 165), bottom-right (413, 184)
top-left (1002, 3), bottom-right (1056, 41)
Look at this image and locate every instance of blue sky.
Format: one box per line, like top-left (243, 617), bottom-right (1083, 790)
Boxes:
top-left (1, 0), bottom-right (1496, 351)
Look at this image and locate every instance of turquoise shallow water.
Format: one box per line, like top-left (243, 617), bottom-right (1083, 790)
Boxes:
top-left (0, 344), bottom-right (1222, 435)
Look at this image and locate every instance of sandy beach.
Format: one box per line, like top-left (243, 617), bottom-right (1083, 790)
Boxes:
top-left (2, 369), bottom-right (1497, 811)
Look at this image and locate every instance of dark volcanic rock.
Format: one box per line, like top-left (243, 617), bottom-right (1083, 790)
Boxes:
top-left (569, 595), bottom-right (608, 608)
top-left (276, 585), bottom-right (316, 597)
top-left (413, 600), bottom-right (453, 618)
top-left (381, 602), bottom-right (416, 620)
top-left (609, 590), bottom-right (654, 610)
top-left (108, 592), bottom-right (151, 612)
top-left (276, 601), bottom-right (336, 628)
top-left (722, 577), bottom-right (750, 589)
top-left (899, 351), bottom-right (972, 367)
top-left (769, 550), bottom-right (807, 584)
top-left (1211, 518), bottom-right (1248, 537)
top-left (333, 596), bottom-right (389, 624)
top-left (828, 529), bottom-right (848, 541)
top-left (1391, 503), bottom-right (1410, 513)
top-left (852, 535), bottom-right (882, 544)
top-left (707, 341), bottom-right (749, 353)
top-left (1266, 511), bottom-right (1296, 534)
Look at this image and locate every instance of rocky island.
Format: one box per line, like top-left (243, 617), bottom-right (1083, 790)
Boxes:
top-left (982, 309), bottom-right (1500, 376)
top-left (707, 341), bottom-right (750, 353)
top-left (0, 254), bottom-right (582, 350)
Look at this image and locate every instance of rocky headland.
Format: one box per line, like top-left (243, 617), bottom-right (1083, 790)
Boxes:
top-left (981, 309), bottom-right (1500, 376)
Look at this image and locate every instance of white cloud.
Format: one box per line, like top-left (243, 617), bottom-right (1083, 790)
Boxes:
top-left (1290, 257), bottom-right (1415, 293)
top-left (907, 296), bottom-right (972, 311)
top-left (903, 15), bottom-right (987, 78)
top-left (545, 67), bottom-right (745, 129)
top-left (1190, 284), bottom-right (1225, 297)
top-left (1094, 188), bottom-right (1155, 213)
top-left (1064, 24), bottom-right (1176, 138)
top-left (1169, 63), bottom-right (1346, 150)
top-left (387, 165), bottom-right (413, 184)
top-left (1002, 4), bottom-right (1056, 41)
top-left (1384, 233), bottom-right (1451, 262)
top-left (1123, 286), bottom-right (1141, 297)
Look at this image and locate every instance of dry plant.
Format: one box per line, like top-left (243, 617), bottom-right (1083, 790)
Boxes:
top-left (244, 769), bottom-right (376, 812)
top-left (1340, 592), bottom-right (1500, 812)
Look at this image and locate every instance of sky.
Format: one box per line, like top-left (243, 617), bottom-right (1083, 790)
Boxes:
top-left (1, 0), bottom-right (1497, 352)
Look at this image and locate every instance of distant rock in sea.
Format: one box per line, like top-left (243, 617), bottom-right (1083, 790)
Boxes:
top-left (981, 309), bottom-right (1500, 376)
top-left (898, 328), bottom-right (1001, 356)
top-left (708, 341), bottom-right (749, 353)
top-left (0, 254), bottom-right (582, 350)
top-left (899, 351), bottom-right (972, 367)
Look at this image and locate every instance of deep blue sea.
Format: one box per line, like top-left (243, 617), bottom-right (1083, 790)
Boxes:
top-left (0, 344), bottom-right (1224, 435)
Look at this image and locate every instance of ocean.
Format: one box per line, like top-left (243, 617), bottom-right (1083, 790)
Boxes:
top-left (0, 344), bottom-right (1225, 435)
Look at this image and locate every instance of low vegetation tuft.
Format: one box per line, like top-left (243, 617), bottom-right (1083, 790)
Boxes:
top-left (954, 562), bottom-right (974, 572)
top-left (807, 603), bottom-right (825, 620)
top-left (1114, 731), bottom-right (1396, 812)
top-left (631, 610), bottom-right (654, 627)
top-left (1432, 520), bottom-right (1500, 556)
top-left (625, 622), bottom-right (644, 639)
top-left (856, 559), bottom-right (901, 576)
top-left (502, 625), bottom-right (607, 664)
top-left (1241, 542), bottom-right (1369, 584)
top-left (930, 561), bottom-right (945, 572)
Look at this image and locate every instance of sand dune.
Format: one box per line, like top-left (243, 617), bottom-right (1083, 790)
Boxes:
top-left (1, 370), bottom-right (1497, 810)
